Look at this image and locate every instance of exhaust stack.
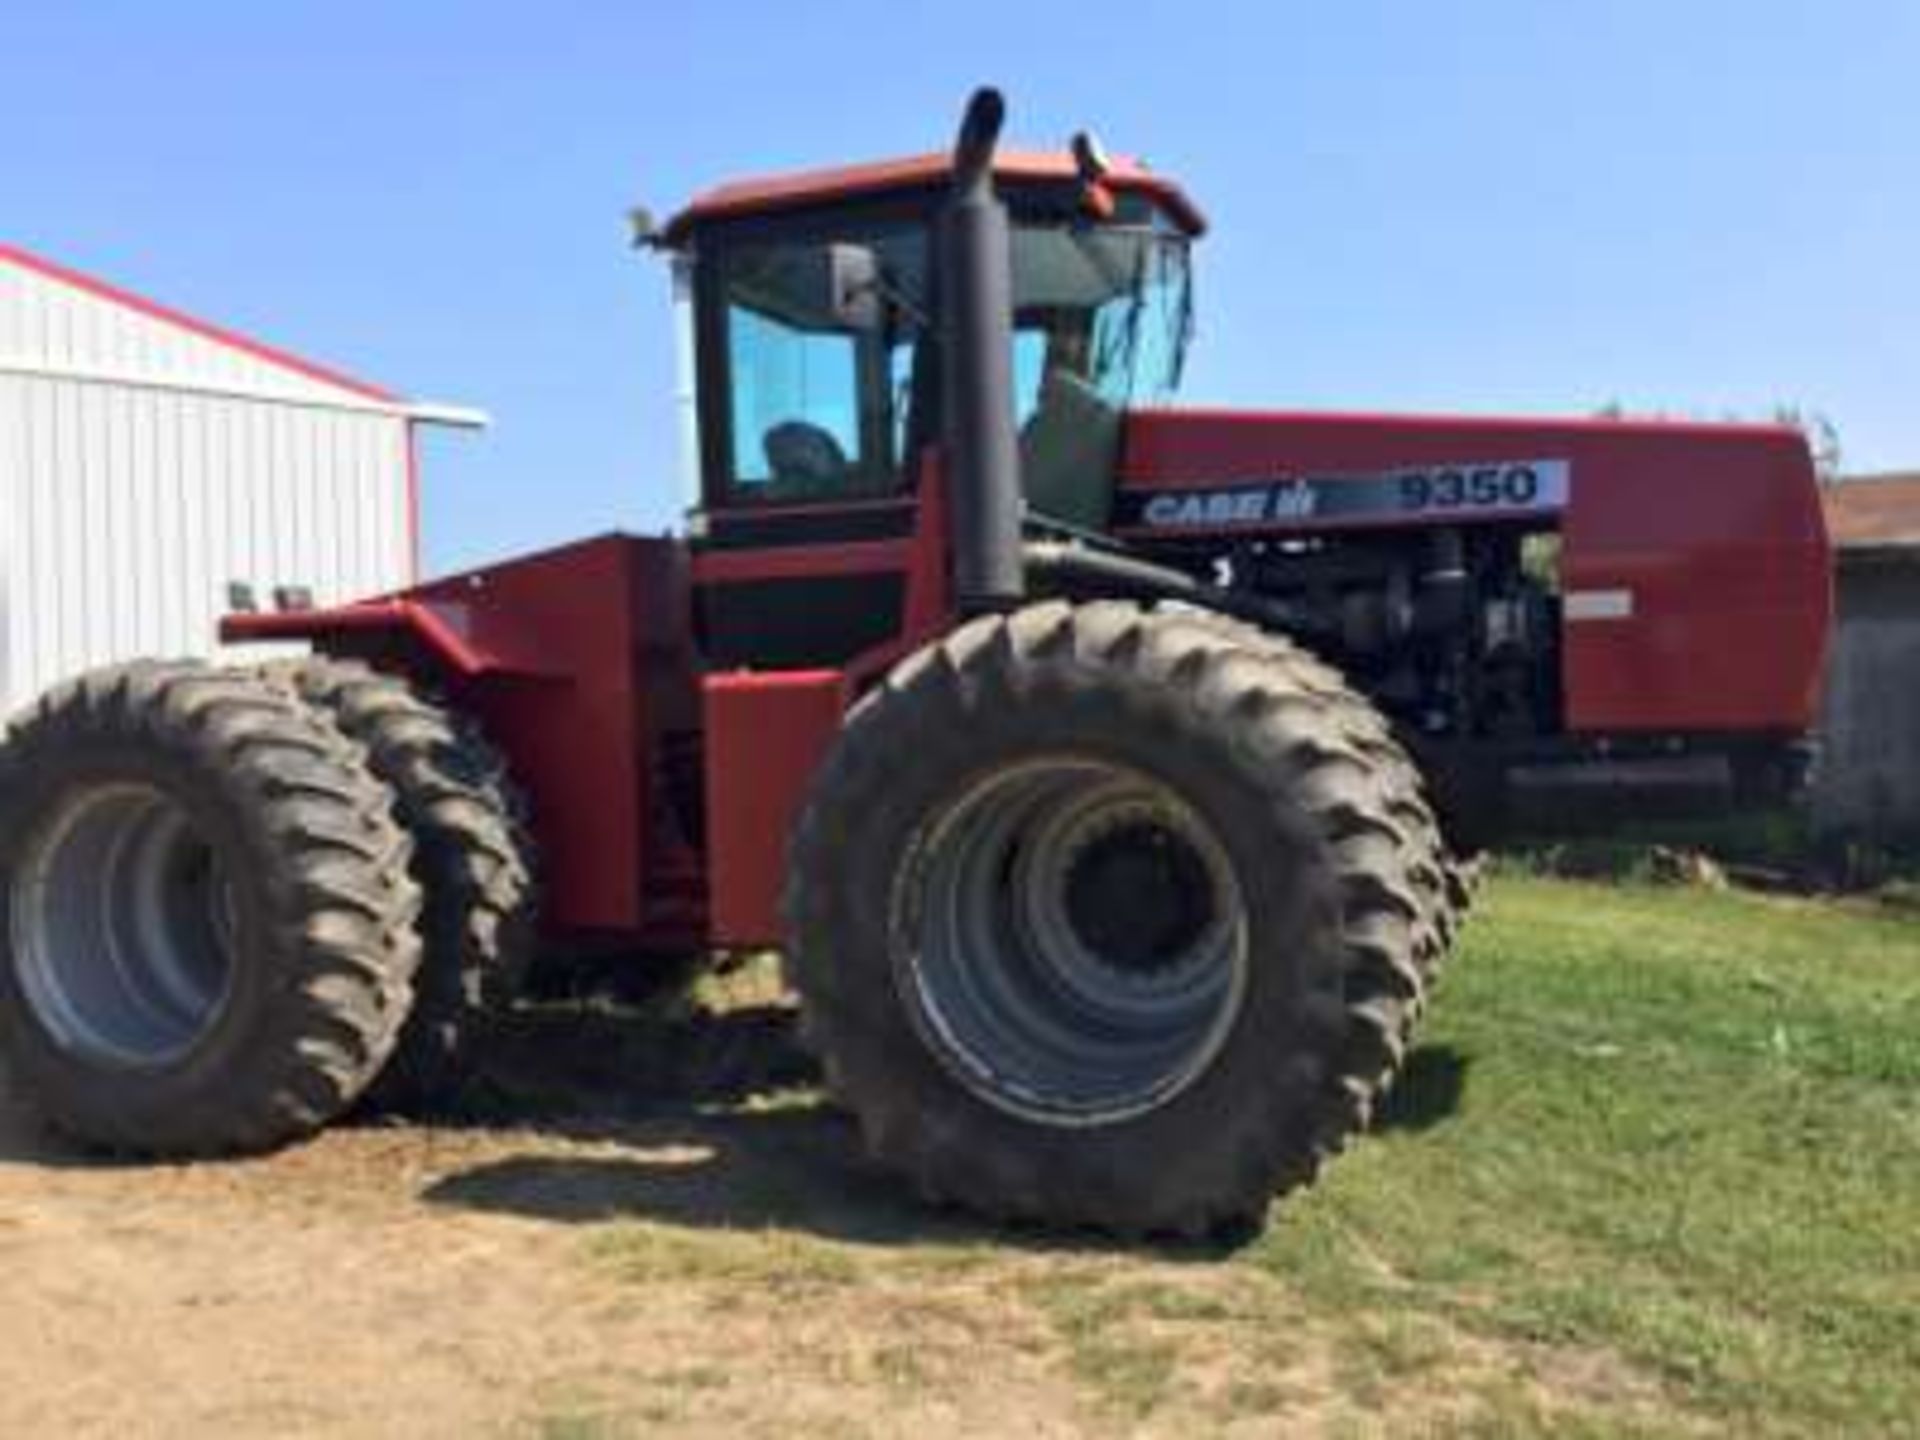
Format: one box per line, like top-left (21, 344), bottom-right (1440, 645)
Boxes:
top-left (940, 87), bottom-right (1025, 612)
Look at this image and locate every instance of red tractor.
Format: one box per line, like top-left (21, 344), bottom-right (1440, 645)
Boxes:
top-left (0, 92), bottom-right (1829, 1234)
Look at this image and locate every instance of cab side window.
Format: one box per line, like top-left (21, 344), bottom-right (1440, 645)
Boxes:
top-left (719, 228), bottom-right (927, 504)
top-left (728, 306), bottom-right (861, 492)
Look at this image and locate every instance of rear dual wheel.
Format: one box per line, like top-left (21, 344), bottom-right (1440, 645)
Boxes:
top-left (0, 660), bottom-right (534, 1154)
top-left (785, 602), bottom-right (1442, 1235)
top-left (263, 659), bottom-right (536, 1113)
top-left (0, 664), bottom-right (423, 1152)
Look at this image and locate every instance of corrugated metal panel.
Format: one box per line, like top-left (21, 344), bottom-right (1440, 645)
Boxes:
top-left (0, 374), bottom-right (411, 712)
top-left (0, 250), bottom-right (387, 404)
top-left (0, 378), bottom-right (21, 702)
top-left (0, 256), bottom-right (414, 716)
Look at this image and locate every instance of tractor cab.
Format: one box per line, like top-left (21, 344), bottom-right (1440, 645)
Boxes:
top-left (656, 149), bottom-right (1206, 667)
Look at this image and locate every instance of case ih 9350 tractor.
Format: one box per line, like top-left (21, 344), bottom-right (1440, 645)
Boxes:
top-left (0, 91), bottom-right (1829, 1235)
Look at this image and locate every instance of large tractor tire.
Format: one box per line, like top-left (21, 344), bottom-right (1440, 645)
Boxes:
top-left (1148, 605), bottom-right (1472, 968)
top-left (1126, 606), bottom-right (1460, 1144)
top-left (265, 659), bottom-right (536, 1113)
top-left (784, 601), bottom-right (1438, 1235)
top-left (0, 662), bottom-right (422, 1154)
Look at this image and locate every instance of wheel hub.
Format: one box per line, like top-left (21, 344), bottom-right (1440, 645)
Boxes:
top-left (10, 784), bottom-right (238, 1069)
top-left (1061, 819), bottom-right (1218, 978)
top-left (894, 758), bottom-right (1249, 1128)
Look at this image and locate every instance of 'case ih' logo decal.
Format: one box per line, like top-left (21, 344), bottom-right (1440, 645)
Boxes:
top-left (1125, 460), bottom-right (1571, 529)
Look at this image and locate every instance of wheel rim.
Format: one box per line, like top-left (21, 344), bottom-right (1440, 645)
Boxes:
top-left (894, 758), bottom-right (1249, 1127)
top-left (11, 783), bottom-right (239, 1069)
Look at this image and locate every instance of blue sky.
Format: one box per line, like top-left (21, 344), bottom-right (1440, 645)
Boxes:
top-left (6, 1), bottom-right (1915, 573)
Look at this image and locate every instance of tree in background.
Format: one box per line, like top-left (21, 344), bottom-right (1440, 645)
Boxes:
top-left (1768, 406), bottom-right (1844, 484)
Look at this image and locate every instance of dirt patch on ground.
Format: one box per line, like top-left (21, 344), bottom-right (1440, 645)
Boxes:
top-left (0, 991), bottom-right (1670, 1437)
top-left (0, 1091), bottom-right (1072, 1437)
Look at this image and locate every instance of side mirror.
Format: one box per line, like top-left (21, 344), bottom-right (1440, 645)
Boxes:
top-left (826, 242), bottom-right (883, 332)
top-left (626, 205), bottom-right (663, 250)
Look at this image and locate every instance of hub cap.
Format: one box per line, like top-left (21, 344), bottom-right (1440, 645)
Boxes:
top-left (894, 758), bottom-right (1249, 1127)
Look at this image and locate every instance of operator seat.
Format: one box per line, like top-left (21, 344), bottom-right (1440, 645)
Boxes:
top-left (764, 421), bottom-right (850, 499)
top-left (1019, 368), bottom-right (1123, 530)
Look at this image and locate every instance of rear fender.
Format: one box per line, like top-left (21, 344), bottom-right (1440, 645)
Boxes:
top-left (222, 534), bottom-right (700, 946)
top-left (220, 597), bottom-right (555, 680)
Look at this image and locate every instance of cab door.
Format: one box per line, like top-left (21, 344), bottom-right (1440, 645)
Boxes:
top-left (689, 215), bottom-right (934, 670)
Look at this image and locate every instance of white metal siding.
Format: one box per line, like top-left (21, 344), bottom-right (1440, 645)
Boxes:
top-left (0, 254), bottom-right (414, 716)
top-left (0, 258), bottom-right (367, 404)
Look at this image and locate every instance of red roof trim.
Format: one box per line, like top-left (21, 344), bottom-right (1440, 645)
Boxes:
top-left (664, 149), bottom-right (1207, 241)
top-left (0, 242), bottom-right (399, 402)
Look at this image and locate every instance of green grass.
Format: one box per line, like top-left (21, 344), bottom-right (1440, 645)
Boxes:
top-left (560, 877), bottom-right (1920, 1435)
top-left (1258, 876), bottom-right (1920, 1436)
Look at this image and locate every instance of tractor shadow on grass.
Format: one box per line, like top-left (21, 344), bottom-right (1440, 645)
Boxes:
top-left (423, 1107), bottom-right (1250, 1260)
top-left (422, 1108), bottom-right (981, 1248)
top-left (425, 993), bottom-right (1470, 1255)
top-left (421, 994), bottom-right (1255, 1258)
top-left (1371, 1045), bottom-right (1472, 1134)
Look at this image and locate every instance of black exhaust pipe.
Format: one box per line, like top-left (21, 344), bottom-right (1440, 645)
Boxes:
top-left (940, 87), bottom-right (1025, 612)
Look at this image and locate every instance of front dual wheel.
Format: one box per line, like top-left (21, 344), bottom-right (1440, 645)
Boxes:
top-left (785, 602), bottom-right (1441, 1236)
top-left (902, 757), bottom-right (1249, 1127)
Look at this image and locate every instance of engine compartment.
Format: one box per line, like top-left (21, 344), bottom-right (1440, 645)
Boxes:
top-left (1216, 523), bottom-right (1561, 744)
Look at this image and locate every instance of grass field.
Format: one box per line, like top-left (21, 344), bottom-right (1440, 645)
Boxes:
top-left (1248, 876), bottom-right (1920, 1436)
top-left (518, 876), bottom-right (1920, 1437)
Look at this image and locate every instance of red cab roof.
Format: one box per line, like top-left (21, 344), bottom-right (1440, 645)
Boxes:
top-left (664, 149), bottom-right (1207, 243)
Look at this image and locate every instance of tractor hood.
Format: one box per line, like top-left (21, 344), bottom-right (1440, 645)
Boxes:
top-left (1114, 408), bottom-right (1833, 736)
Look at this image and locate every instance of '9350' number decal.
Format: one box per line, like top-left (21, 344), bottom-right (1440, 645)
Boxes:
top-left (1400, 464), bottom-right (1544, 512)
top-left (1127, 459), bottom-right (1570, 531)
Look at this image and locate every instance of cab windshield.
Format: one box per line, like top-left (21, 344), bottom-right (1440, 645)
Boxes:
top-left (1010, 221), bottom-right (1194, 422)
top-left (1008, 218), bottom-right (1192, 527)
top-left (701, 208), bottom-right (1193, 514)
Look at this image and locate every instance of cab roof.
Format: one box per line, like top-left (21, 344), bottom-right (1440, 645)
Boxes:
top-left (663, 149), bottom-right (1207, 244)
